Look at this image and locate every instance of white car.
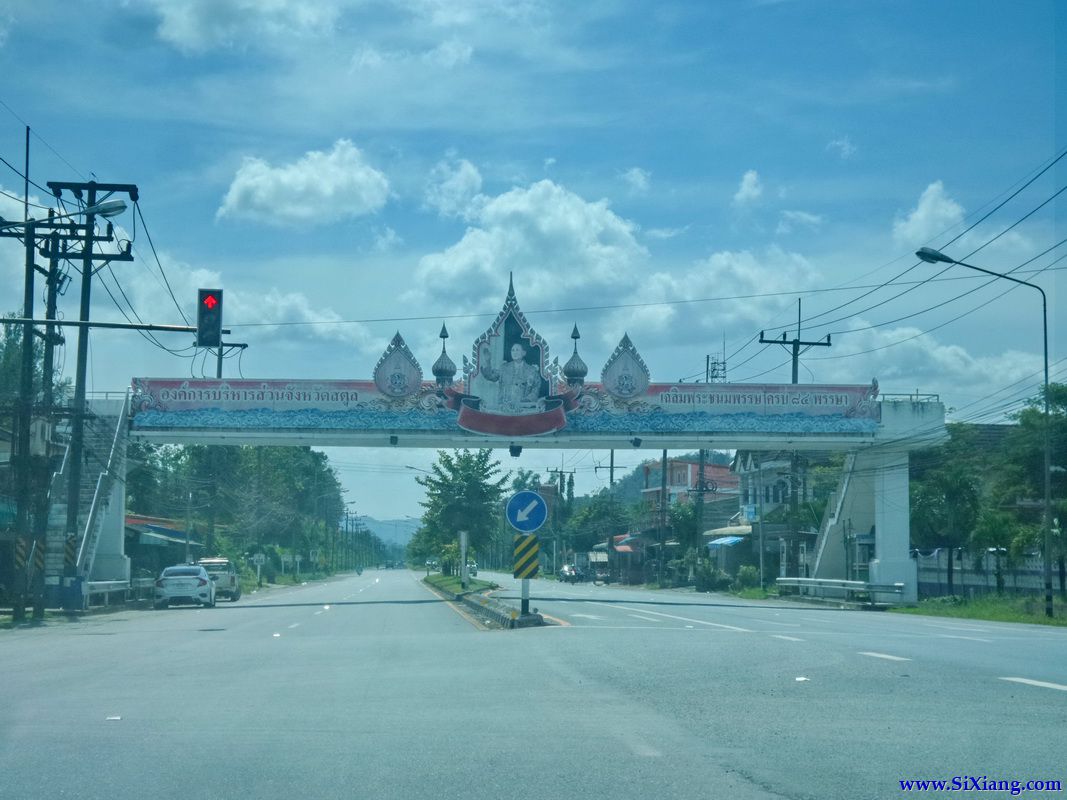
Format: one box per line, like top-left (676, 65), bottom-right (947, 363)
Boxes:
top-left (154, 565), bottom-right (216, 609)
top-left (197, 557), bottom-right (242, 601)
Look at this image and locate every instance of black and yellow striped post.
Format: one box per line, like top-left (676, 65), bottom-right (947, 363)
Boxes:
top-left (65, 536), bottom-right (77, 571)
top-left (13, 537), bottom-right (28, 572)
top-left (11, 537), bottom-right (28, 622)
top-left (33, 539), bottom-right (45, 575)
top-left (513, 534), bottom-right (540, 615)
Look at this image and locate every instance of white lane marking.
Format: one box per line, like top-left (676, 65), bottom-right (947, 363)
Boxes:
top-left (272, 633), bottom-right (281, 638)
top-left (923, 622), bottom-right (990, 633)
top-left (314, 610), bottom-right (323, 616)
top-left (999, 677), bottom-right (1067, 692)
top-left (772, 634), bottom-right (804, 642)
top-left (858, 651), bottom-right (911, 662)
top-left (936, 634), bottom-right (993, 643)
top-left (323, 605), bottom-right (331, 610)
top-left (799, 616), bottom-right (840, 623)
top-left (759, 619), bottom-right (802, 627)
top-left (589, 602), bottom-right (752, 632)
top-left (569, 613), bottom-right (604, 620)
top-left (628, 741), bottom-right (662, 758)
top-left (628, 614), bottom-right (661, 622)
top-left (287, 623), bottom-right (300, 629)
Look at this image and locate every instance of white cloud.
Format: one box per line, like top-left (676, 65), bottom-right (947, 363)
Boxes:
top-left (373, 226), bottom-right (403, 252)
top-left (892, 181), bottom-right (963, 248)
top-left (424, 156), bottom-right (483, 218)
top-left (144, 0), bottom-right (347, 52)
top-left (408, 179), bottom-right (647, 313)
top-left (645, 226), bottom-right (688, 240)
top-left (543, 157), bottom-right (556, 169)
top-left (217, 139), bottom-right (390, 226)
top-left (732, 169), bottom-right (763, 207)
top-left (423, 38), bottom-right (473, 67)
top-left (826, 136), bottom-right (856, 159)
top-left (776, 210), bottom-right (823, 235)
top-left (621, 167), bottom-right (650, 194)
top-left (813, 319), bottom-right (1043, 401)
top-left (350, 39), bottom-right (474, 72)
top-left (617, 247), bottom-right (820, 342)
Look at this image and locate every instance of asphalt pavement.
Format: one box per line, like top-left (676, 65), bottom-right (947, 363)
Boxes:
top-left (2, 569), bottom-right (1064, 800)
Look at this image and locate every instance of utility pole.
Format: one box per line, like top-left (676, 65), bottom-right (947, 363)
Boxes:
top-left (696, 448), bottom-right (706, 562)
top-left (760, 300), bottom-right (831, 578)
top-left (659, 449), bottom-right (668, 586)
top-left (47, 181), bottom-right (137, 595)
top-left (214, 342), bottom-right (248, 378)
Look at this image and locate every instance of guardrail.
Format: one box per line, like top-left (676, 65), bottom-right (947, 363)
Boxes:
top-left (84, 580), bottom-right (131, 607)
top-left (776, 577), bottom-right (904, 606)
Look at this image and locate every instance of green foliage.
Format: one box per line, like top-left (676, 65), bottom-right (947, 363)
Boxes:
top-left (124, 443), bottom-right (381, 573)
top-left (563, 488), bottom-right (634, 553)
top-left (734, 565), bottom-right (760, 589)
top-left (407, 449), bottom-right (508, 563)
top-left (694, 563), bottom-right (732, 592)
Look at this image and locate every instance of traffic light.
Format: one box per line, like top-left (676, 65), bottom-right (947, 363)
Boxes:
top-left (196, 288), bottom-right (223, 347)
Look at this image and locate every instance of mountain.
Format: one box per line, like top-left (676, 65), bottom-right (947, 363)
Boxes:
top-left (359, 517), bottom-right (419, 546)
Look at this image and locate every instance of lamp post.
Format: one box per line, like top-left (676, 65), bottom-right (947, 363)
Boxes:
top-left (916, 246), bottom-right (1053, 618)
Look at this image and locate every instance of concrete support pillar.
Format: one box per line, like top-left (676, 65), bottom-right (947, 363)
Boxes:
top-left (868, 450), bottom-right (917, 603)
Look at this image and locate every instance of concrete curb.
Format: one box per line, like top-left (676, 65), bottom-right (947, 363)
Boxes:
top-left (459, 590), bottom-right (544, 629)
top-left (424, 578), bottom-right (543, 629)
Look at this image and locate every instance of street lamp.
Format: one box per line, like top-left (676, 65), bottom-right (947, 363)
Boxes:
top-left (0, 199), bottom-right (127, 231)
top-left (916, 246), bottom-right (1053, 618)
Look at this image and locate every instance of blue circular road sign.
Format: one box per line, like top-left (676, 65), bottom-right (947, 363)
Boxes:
top-left (506, 491), bottom-right (548, 533)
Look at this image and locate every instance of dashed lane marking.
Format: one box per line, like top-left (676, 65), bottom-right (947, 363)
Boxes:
top-left (589, 602), bottom-right (752, 632)
top-left (287, 623), bottom-right (300, 629)
top-left (628, 614), bottom-right (661, 622)
top-left (771, 634), bottom-right (804, 642)
top-left (999, 677), bottom-right (1067, 692)
top-left (936, 634), bottom-right (993, 643)
top-left (858, 651), bottom-right (911, 662)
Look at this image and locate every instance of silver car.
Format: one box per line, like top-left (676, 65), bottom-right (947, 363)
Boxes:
top-left (154, 565), bottom-right (216, 609)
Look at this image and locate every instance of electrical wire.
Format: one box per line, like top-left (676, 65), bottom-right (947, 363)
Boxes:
top-left (134, 202), bottom-right (191, 325)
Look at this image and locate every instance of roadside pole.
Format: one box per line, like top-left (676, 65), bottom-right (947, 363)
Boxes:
top-left (459, 530), bottom-right (469, 589)
top-left (521, 578), bottom-right (530, 616)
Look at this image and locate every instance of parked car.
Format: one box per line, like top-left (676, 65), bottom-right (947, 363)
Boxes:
top-left (467, 561), bottom-right (478, 577)
top-left (197, 557), bottom-right (242, 602)
top-left (154, 565), bottom-right (216, 609)
top-left (558, 564), bottom-right (586, 583)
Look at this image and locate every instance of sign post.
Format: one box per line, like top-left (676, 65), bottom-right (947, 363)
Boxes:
top-left (252, 552), bottom-right (266, 587)
top-left (506, 491), bottom-right (548, 616)
top-left (459, 530), bottom-right (469, 589)
top-left (295, 554), bottom-right (303, 581)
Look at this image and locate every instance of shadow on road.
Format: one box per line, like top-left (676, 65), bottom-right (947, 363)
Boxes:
top-left (488, 592), bottom-right (837, 612)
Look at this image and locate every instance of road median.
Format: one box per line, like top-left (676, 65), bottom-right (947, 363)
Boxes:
top-left (423, 574), bottom-right (543, 629)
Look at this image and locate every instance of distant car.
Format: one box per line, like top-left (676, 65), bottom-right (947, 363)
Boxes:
top-left (155, 565), bottom-right (216, 609)
top-left (197, 557), bottom-right (241, 602)
top-left (558, 564), bottom-right (586, 584)
top-left (467, 561), bottom-right (478, 577)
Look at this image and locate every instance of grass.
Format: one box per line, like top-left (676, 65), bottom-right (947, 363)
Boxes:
top-left (732, 586), bottom-right (779, 600)
top-left (891, 594), bottom-right (1067, 627)
top-left (424, 573), bottom-right (498, 595)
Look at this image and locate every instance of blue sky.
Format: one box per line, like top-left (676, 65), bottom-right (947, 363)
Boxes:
top-left (0, 0), bottom-right (1062, 517)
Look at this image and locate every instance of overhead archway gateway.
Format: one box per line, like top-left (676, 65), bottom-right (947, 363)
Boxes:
top-left (128, 283), bottom-right (947, 602)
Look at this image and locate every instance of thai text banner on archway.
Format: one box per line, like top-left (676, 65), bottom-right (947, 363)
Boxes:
top-left (130, 283), bottom-right (880, 439)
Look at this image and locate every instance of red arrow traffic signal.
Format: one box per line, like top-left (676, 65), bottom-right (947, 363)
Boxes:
top-left (202, 293), bottom-right (218, 310)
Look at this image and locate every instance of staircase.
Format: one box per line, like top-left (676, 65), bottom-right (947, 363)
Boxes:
top-left (811, 452), bottom-right (856, 580)
top-left (46, 394), bottom-right (130, 587)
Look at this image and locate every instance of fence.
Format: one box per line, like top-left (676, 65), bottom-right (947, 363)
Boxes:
top-left (914, 549), bottom-right (1054, 598)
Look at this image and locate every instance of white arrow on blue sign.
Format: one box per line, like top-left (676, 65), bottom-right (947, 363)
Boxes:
top-left (505, 490), bottom-right (548, 533)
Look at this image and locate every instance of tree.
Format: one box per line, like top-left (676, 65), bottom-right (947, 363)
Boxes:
top-left (910, 464), bottom-right (980, 594)
top-left (563, 488), bottom-right (633, 554)
top-left (414, 449), bottom-right (508, 559)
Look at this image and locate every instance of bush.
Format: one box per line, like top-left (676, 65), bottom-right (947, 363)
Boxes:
top-left (735, 565), bottom-right (760, 589)
top-left (695, 564), bottom-right (732, 593)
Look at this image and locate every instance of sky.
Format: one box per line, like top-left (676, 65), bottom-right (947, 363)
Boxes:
top-left (0, 0), bottom-right (1062, 519)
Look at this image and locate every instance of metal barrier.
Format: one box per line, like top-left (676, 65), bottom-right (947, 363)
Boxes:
top-left (776, 577), bottom-right (904, 606)
top-left (84, 580), bottom-right (130, 607)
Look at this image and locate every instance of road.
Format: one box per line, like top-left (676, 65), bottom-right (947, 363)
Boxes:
top-left (1, 569), bottom-right (1064, 800)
